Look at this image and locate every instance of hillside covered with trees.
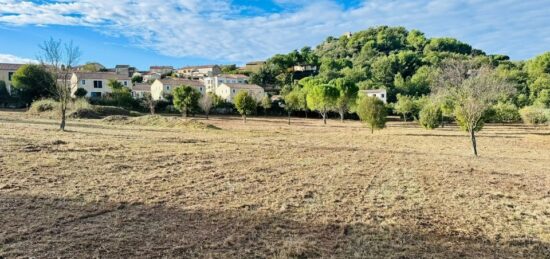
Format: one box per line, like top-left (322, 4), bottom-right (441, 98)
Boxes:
top-left (251, 26), bottom-right (549, 111)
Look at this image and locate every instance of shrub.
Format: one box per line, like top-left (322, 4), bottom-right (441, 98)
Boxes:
top-left (74, 88), bottom-right (87, 98)
top-left (29, 99), bottom-right (59, 113)
top-left (519, 106), bottom-right (549, 125)
top-left (419, 103), bottom-right (442, 129)
top-left (356, 95), bottom-right (387, 133)
top-left (490, 102), bottom-right (521, 123)
top-left (71, 98), bottom-right (92, 111)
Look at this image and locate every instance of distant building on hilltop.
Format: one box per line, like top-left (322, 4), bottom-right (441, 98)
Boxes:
top-left (150, 66), bottom-right (174, 75)
top-left (177, 65), bottom-right (221, 79)
top-left (241, 61), bottom-right (265, 73)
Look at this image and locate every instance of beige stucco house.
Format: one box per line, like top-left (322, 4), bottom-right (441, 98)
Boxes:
top-left (215, 83), bottom-right (265, 103)
top-left (203, 74), bottom-right (249, 93)
top-left (0, 63), bottom-right (23, 94)
top-left (177, 65), bottom-right (221, 79)
top-left (150, 66), bottom-right (174, 75)
top-left (359, 89), bottom-right (387, 103)
top-left (132, 83), bottom-right (151, 99)
top-left (241, 61), bottom-right (265, 73)
top-left (150, 78), bottom-right (205, 100)
top-left (70, 72), bottom-right (131, 98)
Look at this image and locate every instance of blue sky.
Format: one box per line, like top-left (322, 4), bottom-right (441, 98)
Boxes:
top-left (0, 0), bottom-right (549, 70)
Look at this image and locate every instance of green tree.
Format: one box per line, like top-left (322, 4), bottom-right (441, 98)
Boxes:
top-left (173, 85), bottom-right (201, 117)
top-left (332, 78), bottom-right (358, 122)
top-left (73, 88), bottom-right (87, 98)
top-left (356, 95), bottom-right (387, 133)
top-left (107, 79), bottom-right (134, 108)
top-left (419, 102), bottom-right (442, 129)
top-left (234, 91), bottom-right (257, 123)
top-left (394, 94), bottom-right (415, 121)
top-left (0, 80), bottom-right (9, 104)
top-left (284, 89), bottom-right (305, 125)
top-left (11, 64), bottom-right (55, 105)
top-left (131, 75), bottom-right (143, 84)
top-left (433, 59), bottom-right (515, 156)
top-left (260, 95), bottom-right (272, 116)
top-left (306, 83), bottom-right (339, 125)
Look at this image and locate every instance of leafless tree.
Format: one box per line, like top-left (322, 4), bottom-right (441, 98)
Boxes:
top-left (141, 93), bottom-right (157, 115)
top-left (432, 59), bottom-right (514, 156)
top-left (199, 93), bottom-right (214, 119)
top-left (38, 38), bottom-right (81, 131)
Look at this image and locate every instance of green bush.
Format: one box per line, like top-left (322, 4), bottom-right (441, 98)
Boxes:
top-left (419, 103), bottom-right (442, 129)
top-left (519, 106), bottom-right (549, 125)
top-left (490, 102), bottom-right (521, 123)
top-left (29, 99), bottom-right (59, 113)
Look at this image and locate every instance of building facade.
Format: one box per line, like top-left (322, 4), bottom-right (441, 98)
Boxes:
top-left (203, 74), bottom-right (249, 93)
top-left (359, 89), bottom-right (387, 103)
top-left (215, 83), bottom-right (265, 103)
top-left (70, 72), bottom-right (131, 98)
top-left (150, 78), bottom-right (205, 100)
top-left (177, 65), bottom-right (221, 79)
top-left (0, 63), bottom-right (23, 94)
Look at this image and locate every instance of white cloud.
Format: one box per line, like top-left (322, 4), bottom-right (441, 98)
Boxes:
top-left (0, 53), bottom-right (37, 64)
top-left (0, 0), bottom-right (549, 62)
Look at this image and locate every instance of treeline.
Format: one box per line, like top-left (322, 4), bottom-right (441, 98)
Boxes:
top-left (249, 26), bottom-right (550, 124)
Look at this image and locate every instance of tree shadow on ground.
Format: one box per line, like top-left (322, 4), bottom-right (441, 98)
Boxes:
top-left (1, 194), bottom-right (548, 258)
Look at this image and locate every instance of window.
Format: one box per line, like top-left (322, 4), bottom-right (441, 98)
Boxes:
top-left (8, 72), bottom-right (14, 81)
top-left (81, 80), bottom-right (86, 85)
top-left (90, 92), bottom-right (101, 98)
top-left (232, 89), bottom-right (235, 93)
top-left (93, 80), bottom-right (103, 88)
top-left (166, 85), bottom-right (170, 90)
top-left (124, 81), bottom-right (128, 86)
top-left (381, 94), bottom-right (385, 98)
top-left (200, 87), bottom-right (203, 91)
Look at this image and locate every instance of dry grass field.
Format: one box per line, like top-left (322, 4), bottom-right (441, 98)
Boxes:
top-left (1, 110), bottom-right (549, 258)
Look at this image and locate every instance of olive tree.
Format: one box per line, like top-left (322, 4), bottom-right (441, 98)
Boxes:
top-left (394, 94), bottom-right (415, 121)
top-left (38, 38), bottom-right (81, 131)
top-left (356, 95), bottom-right (387, 133)
top-left (199, 92), bottom-right (214, 119)
top-left (333, 78), bottom-right (358, 122)
top-left (432, 59), bottom-right (515, 156)
top-left (260, 95), bottom-right (272, 116)
top-left (234, 91), bottom-right (257, 123)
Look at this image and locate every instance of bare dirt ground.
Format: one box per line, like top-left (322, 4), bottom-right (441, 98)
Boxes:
top-left (1, 110), bottom-right (549, 258)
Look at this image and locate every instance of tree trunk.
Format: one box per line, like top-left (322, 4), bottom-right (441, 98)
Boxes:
top-left (205, 112), bottom-right (209, 120)
top-left (470, 129), bottom-right (478, 156)
top-left (305, 110), bottom-right (308, 119)
top-left (322, 112), bottom-right (327, 125)
top-left (288, 111), bottom-right (291, 125)
top-left (60, 106), bottom-right (66, 131)
top-left (339, 109), bottom-right (344, 122)
top-left (243, 115), bottom-right (246, 123)
top-left (371, 126), bottom-right (374, 134)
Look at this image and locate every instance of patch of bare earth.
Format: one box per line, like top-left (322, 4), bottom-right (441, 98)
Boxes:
top-left (0, 111), bottom-right (549, 258)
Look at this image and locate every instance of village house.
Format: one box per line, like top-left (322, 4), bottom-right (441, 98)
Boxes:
top-left (177, 65), bottom-right (221, 79)
top-left (0, 63), bottom-right (23, 94)
top-left (70, 72), bottom-right (131, 98)
top-left (132, 83), bottom-right (151, 99)
top-left (360, 89), bottom-right (387, 103)
top-left (142, 72), bottom-right (161, 82)
top-left (150, 78), bottom-right (205, 100)
top-left (203, 74), bottom-right (249, 93)
top-left (215, 83), bottom-right (265, 103)
top-left (150, 66), bottom-right (174, 75)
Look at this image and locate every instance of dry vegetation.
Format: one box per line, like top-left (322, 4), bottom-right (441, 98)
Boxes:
top-left (1, 110), bottom-right (549, 258)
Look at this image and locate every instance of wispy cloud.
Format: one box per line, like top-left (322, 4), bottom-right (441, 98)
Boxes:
top-left (0, 53), bottom-right (37, 64)
top-left (0, 0), bottom-right (549, 62)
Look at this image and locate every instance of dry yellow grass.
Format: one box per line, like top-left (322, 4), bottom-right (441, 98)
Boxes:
top-left (1, 110), bottom-right (549, 258)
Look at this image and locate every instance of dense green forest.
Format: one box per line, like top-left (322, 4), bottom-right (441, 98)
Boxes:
top-left (250, 26), bottom-right (550, 110)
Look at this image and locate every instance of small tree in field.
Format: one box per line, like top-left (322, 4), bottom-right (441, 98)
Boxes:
top-left (199, 93), bottom-right (214, 119)
top-left (234, 91), bottom-right (257, 123)
top-left (173, 85), bottom-right (201, 118)
top-left (38, 38), bottom-right (81, 131)
top-left (284, 89), bottom-right (304, 125)
top-left (141, 93), bottom-right (156, 115)
top-left (394, 94), bottom-right (415, 121)
top-left (260, 95), bottom-right (272, 116)
top-left (333, 78), bottom-right (358, 122)
top-left (419, 102), bottom-right (442, 129)
top-left (356, 95), bottom-right (387, 133)
top-left (432, 59), bottom-right (514, 156)
top-left (306, 83), bottom-right (339, 125)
